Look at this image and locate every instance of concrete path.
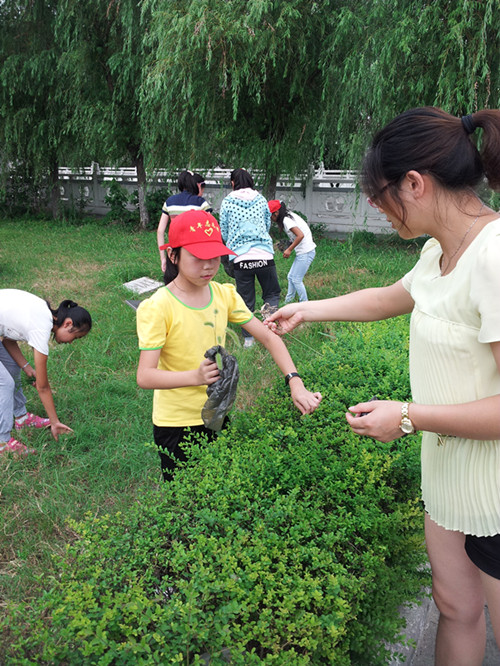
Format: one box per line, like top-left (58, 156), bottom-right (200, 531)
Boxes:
top-left (390, 594), bottom-right (499, 665)
top-left (411, 600), bottom-right (499, 666)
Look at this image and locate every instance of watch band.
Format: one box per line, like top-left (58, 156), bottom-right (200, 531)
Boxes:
top-left (399, 402), bottom-right (416, 434)
top-left (284, 372), bottom-right (301, 386)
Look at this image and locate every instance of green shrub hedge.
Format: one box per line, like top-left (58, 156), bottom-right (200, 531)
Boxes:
top-left (4, 320), bottom-right (428, 665)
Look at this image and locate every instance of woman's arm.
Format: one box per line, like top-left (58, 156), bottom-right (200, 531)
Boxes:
top-left (347, 341), bottom-right (500, 442)
top-left (33, 349), bottom-right (73, 441)
top-left (137, 349), bottom-right (220, 390)
top-left (265, 279), bottom-right (414, 334)
top-left (243, 317), bottom-right (322, 415)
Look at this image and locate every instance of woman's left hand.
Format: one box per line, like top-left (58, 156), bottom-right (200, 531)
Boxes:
top-left (283, 249), bottom-right (292, 259)
top-left (346, 400), bottom-right (406, 442)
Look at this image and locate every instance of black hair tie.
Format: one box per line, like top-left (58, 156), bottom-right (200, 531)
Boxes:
top-left (461, 114), bottom-right (476, 135)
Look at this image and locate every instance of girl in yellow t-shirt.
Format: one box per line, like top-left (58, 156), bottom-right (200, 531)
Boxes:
top-left (137, 210), bottom-right (321, 481)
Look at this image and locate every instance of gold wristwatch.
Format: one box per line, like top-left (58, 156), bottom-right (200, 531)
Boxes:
top-left (399, 402), bottom-right (415, 434)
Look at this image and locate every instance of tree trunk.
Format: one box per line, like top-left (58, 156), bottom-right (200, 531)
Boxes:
top-left (135, 154), bottom-right (150, 230)
top-left (48, 156), bottom-right (59, 219)
top-left (263, 173), bottom-right (278, 201)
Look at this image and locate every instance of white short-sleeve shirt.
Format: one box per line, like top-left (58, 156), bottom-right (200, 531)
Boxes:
top-left (0, 289), bottom-right (53, 356)
top-left (283, 212), bottom-right (316, 254)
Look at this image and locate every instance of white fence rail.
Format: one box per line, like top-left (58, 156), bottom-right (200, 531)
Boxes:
top-left (58, 164), bottom-right (390, 236)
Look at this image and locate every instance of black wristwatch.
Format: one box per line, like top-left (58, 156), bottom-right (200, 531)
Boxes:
top-left (284, 372), bottom-right (301, 386)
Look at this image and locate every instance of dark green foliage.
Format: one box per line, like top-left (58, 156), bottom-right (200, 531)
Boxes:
top-left (142, 0), bottom-right (331, 185)
top-left (0, 163), bottom-right (52, 219)
top-left (104, 179), bottom-right (134, 225)
top-left (321, 0), bottom-right (500, 167)
top-left (307, 220), bottom-right (328, 240)
top-left (144, 186), bottom-right (173, 228)
top-left (59, 184), bottom-right (91, 224)
top-left (4, 321), bottom-right (427, 665)
top-left (0, 0), bottom-right (63, 218)
top-left (103, 183), bottom-right (173, 229)
top-left (1, 1), bottom-right (499, 218)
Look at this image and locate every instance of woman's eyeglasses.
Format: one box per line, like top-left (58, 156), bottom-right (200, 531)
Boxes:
top-left (367, 181), bottom-right (395, 208)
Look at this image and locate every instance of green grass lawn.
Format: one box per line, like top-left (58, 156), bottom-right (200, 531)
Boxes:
top-left (0, 217), bottom-right (423, 611)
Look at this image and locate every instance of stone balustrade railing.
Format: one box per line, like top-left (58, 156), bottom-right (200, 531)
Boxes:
top-left (58, 164), bottom-right (390, 236)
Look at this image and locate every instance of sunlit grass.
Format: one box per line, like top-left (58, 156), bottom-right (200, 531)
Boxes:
top-left (0, 218), bottom-right (422, 607)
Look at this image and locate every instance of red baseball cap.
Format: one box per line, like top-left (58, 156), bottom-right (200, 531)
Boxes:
top-left (159, 210), bottom-right (236, 259)
top-left (268, 199), bottom-right (281, 213)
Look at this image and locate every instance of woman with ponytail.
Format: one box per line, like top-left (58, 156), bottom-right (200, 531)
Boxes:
top-left (266, 107), bottom-right (500, 662)
top-left (0, 290), bottom-right (91, 455)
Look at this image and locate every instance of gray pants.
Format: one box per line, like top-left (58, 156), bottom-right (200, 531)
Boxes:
top-left (0, 341), bottom-right (27, 442)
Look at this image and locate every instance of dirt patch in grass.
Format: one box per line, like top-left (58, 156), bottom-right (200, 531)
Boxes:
top-left (304, 275), bottom-right (333, 290)
top-left (31, 262), bottom-right (103, 302)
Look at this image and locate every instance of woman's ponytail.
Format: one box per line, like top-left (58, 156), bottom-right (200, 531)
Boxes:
top-left (361, 106), bottom-right (500, 218)
top-left (470, 110), bottom-right (500, 190)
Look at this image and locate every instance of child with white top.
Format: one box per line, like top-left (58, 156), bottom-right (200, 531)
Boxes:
top-left (136, 210), bottom-right (322, 481)
top-left (0, 291), bottom-right (92, 455)
top-left (268, 200), bottom-right (316, 303)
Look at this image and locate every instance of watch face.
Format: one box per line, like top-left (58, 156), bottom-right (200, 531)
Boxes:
top-left (400, 419), bottom-right (414, 434)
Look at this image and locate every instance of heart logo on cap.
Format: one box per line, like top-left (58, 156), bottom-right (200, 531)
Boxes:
top-left (204, 228), bottom-right (214, 237)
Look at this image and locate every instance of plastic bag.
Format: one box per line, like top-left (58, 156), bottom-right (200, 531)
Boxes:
top-left (277, 238), bottom-right (293, 253)
top-left (201, 345), bottom-right (239, 431)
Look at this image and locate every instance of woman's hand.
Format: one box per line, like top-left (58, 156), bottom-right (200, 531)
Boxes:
top-left (197, 358), bottom-right (220, 386)
top-left (264, 304), bottom-right (303, 335)
top-left (50, 421), bottom-right (74, 441)
top-left (283, 248), bottom-right (292, 259)
top-left (346, 400), bottom-right (405, 442)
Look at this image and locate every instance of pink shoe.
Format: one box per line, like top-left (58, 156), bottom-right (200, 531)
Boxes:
top-left (15, 412), bottom-right (50, 431)
top-left (0, 437), bottom-right (36, 456)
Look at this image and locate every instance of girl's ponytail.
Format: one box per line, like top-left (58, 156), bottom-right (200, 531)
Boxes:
top-left (230, 168), bottom-right (254, 190)
top-left (164, 248), bottom-right (181, 285)
top-left (177, 170), bottom-right (199, 195)
top-left (274, 202), bottom-right (289, 233)
top-left (48, 299), bottom-right (92, 332)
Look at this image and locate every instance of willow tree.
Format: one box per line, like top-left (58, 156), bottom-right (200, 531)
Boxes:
top-left (319, 0), bottom-right (500, 167)
top-left (142, 0), bottom-right (500, 184)
top-left (0, 0), bottom-right (65, 217)
top-left (55, 0), bottom-right (151, 227)
top-left (142, 0), bottom-right (340, 193)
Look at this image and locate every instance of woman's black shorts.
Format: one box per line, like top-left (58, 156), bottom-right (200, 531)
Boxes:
top-left (465, 533), bottom-right (500, 580)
